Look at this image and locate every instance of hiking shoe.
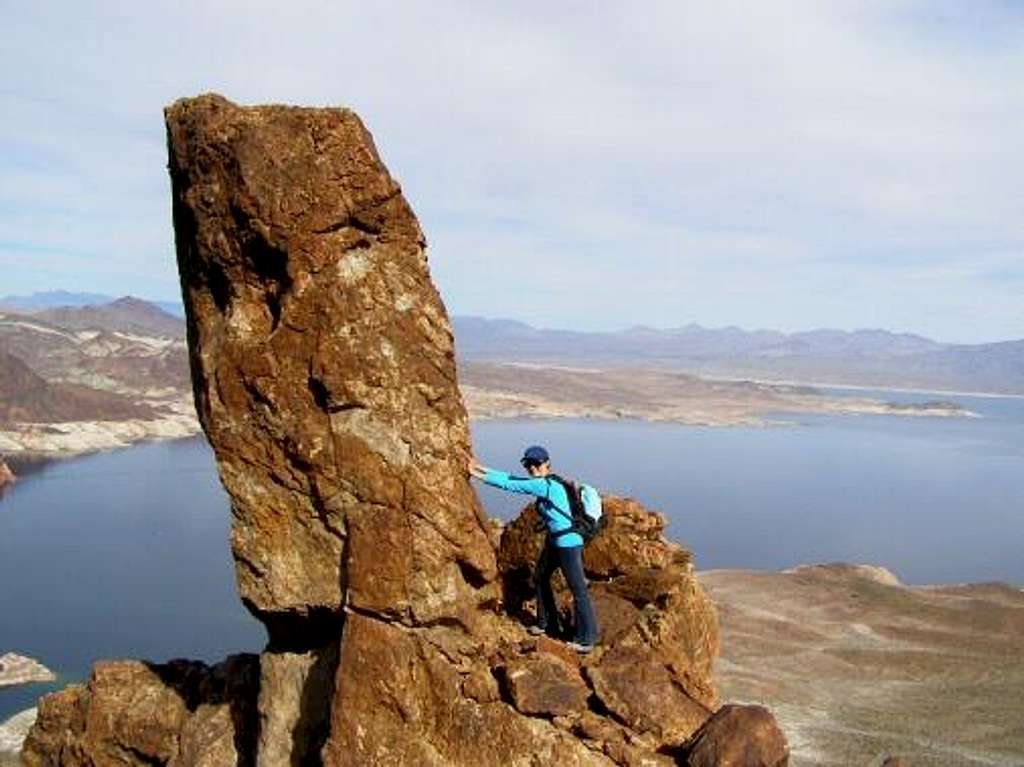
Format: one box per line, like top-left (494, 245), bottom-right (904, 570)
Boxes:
top-left (527, 625), bottom-right (547, 636)
top-left (568, 641), bottom-right (595, 654)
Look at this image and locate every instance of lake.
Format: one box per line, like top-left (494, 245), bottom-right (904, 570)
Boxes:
top-left (2, 390), bottom-right (1022, 721)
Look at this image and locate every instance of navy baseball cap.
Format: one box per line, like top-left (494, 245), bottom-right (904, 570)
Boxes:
top-left (521, 445), bottom-right (550, 465)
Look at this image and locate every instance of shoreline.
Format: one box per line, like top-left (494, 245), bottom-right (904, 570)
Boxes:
top-left (0, 654), bottom-right (55, 689)
top-left (704, 374), bottom-right (1024, 400)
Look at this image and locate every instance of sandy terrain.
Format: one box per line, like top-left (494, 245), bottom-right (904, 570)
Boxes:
top-left (0, 394), bottom-right (200, 456)
top-left (461, 362), bottom-right (973, 427)
top-left (699, 565), bottom-right (1024, 766)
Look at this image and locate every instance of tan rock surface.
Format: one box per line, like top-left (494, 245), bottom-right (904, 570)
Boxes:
top-left (502, 653), bottom-right (590, 717)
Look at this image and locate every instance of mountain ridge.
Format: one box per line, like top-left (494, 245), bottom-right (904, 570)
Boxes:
top-left (0, 291), bottom-right (184, 318)
top-left (453, 315), bottom-right (1024, 394)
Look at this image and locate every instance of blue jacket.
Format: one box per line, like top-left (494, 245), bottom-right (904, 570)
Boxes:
top-left (482, 469), bottom-right (584, 548)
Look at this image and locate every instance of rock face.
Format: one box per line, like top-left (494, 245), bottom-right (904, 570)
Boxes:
top-left (498, 499), bottom-right (721, 750)
top-left (22, 657), bottom-right (259, 767)
top-left (680, 705), bottom-right (789, 767)
top-left (165, 94), bottom-right (496, 630)
top-left (23, 95), bottom-right (766, 767)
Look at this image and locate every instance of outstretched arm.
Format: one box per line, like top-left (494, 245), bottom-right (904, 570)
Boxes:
top-left (468, 456), bottom-right (549, 498)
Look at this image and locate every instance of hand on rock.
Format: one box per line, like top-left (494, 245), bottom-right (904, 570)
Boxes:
top-left (468, 456), bottom-right (486, 478)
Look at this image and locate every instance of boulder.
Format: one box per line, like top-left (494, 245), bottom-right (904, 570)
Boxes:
top-left (21, 656), bottom-right (259, 767)
top-left (681, 704), bottom-right (789, 767)
top-left (502, 653), bottom-right (590, 717)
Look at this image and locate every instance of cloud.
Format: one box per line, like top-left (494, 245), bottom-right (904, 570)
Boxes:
top-left (1, 1), bottom-right (1021, 342)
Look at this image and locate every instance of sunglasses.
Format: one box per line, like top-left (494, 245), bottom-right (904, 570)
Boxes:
top-left (521, 459), bottom-right (542, 469)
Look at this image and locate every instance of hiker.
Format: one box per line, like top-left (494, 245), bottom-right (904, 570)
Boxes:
top-left (469, 445), bottom-right (600, 653)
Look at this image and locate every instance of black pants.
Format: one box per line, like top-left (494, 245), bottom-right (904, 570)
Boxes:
top-left (534, 542), bottom-right (599, 645)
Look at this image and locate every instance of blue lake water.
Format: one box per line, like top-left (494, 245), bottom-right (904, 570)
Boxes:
top-left (2, 390), bottom-right (1022, 720)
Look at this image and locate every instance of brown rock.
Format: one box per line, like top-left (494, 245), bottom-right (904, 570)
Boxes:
top-left (22, 656), bottom-right (259, 767)
top-left (587, 644), bottom-right (711, 748)
top-left (498, 493), bottom-right (721, 746)
top-left (322, 613), bottom-right (612, 766)
top-left (498, 497), bottom-right (691, 582)
top-left (503, 654), bottom-right (590, 717)
top-left (165, 93), bottom-right (497, 630)
top-left (682, 704), bottom-right (789, 767)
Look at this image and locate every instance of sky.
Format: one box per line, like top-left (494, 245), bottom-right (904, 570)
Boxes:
top-left (1, 1), bottom-right (1022, 343)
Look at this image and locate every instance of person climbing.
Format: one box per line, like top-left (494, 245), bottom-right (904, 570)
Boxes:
top-left (469, 445), bottom-right (600, 653)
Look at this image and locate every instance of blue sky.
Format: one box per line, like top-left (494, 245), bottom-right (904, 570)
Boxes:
top-left (1, 1), bottom-right (1021, 342)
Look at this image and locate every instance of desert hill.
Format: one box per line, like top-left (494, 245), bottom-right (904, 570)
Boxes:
top-left (0, 349), bottom-right (153, 424)
top-left (33, 296), bottom-right (185, 339)
top-left (0, 300), bottom-right (197, 455)
top-left (701, 564), bottom-right (1024, 766)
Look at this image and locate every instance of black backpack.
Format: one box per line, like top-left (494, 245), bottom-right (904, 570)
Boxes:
top-left (545, 473), bottom-right (606, 544)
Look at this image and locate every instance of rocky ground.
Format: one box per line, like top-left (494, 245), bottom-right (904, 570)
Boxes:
top-left (461, 362), bottom-right (973, 427)
top-left (700, 565), bottom-right (1024, 766)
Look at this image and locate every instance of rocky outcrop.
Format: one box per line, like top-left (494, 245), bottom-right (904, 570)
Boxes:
top-left (22, 657), bottom-right (258, 767)
top-left (23, 95), bottom-right (777, 766)
top-left (679, 705), bottom-right (789, 767)
top-left (498, 498), bottom-right (720, 744)
top-left (165, 94), bottom-right (496, 630)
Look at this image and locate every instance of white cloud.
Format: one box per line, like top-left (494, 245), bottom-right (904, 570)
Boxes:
top-left (1, 0), bottom-right (1021, 341)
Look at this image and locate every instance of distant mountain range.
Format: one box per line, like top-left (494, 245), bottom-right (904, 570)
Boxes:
top-left (0, 291), bottom-right (184, 318)
top-left (453, 316), bottom-right (1024, 394)
top-left (1, 293), bottom-right (1020, 400)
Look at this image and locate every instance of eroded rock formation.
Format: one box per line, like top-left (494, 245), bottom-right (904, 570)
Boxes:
top-left (22, 95), bottom-right (785, 767)
top-left (23, 657), bottom-right (259, 767)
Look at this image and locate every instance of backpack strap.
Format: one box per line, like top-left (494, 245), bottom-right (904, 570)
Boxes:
top-left (544, 477), bottom-right (575, 525)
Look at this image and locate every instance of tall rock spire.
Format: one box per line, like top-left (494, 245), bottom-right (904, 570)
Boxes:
top-left (165, 94), bottom-right (498, 641)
